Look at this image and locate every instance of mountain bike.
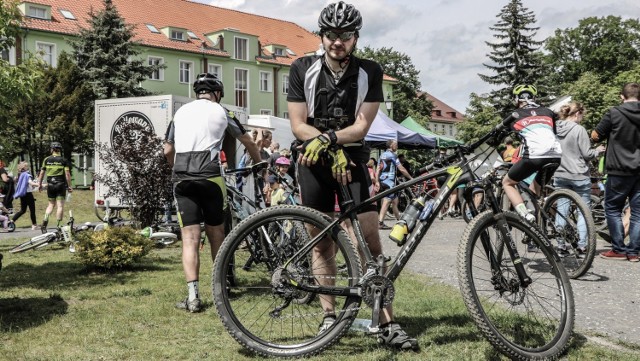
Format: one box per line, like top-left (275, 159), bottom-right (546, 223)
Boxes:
top-left (461, 162), bottom-right (597, 279)
top-left (223, 164), bottom-right (309, 275)
top-left (212, 119), bottom-right (575, 360)
top-left (9, 211), bottom-right (88, 253)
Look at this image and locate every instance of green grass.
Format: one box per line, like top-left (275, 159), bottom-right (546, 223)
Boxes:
top-left (2, 191), bottom-right (638, 359)
top-left (1, 238), bottom-right (639, 360)
top-left (10, 189), bottom-right (101, 228)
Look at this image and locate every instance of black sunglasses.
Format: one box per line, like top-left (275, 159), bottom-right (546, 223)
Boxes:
top-left (324, 31), bottom-right (356, 42)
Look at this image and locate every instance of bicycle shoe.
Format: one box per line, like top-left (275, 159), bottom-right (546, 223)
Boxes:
top-left (40, 221), bottom-right (48, 234)
top-left (377, 322), bottom-right (419, 351)
top-left (318, 315), bottom-right (336, 335)
top-left (175, 297), bottom-right (202, 313)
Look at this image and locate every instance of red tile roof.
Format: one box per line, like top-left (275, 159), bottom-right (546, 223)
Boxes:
top-left (419, 91), bottom-right (465, 123)
top-left (20, 0), bottom-right (323, 63)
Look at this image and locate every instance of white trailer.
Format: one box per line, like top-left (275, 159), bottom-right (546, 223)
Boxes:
top-left (94, 95), bottom-right (246, 214)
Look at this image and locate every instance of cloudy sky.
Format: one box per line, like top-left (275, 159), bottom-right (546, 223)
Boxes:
top-left (192, 0), bottom-right (640, 113)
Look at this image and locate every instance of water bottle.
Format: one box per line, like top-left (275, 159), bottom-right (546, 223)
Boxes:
top-left (350, 318), bottom-right (372, 333)
top-left (419, 199), bottom-right (435, 221)
top-left (65, 192), bottom-right (72, 202)
top-left (389, 196), bottom-right (425, 246)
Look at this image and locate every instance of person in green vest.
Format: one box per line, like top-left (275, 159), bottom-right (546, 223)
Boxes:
top-left (37, 142), bottom-right (72, 233)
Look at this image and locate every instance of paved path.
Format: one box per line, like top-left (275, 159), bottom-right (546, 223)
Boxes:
top-left (378, 215), bottom-right (640, 348)
top-left (3, 219), bottom-right (639, 348)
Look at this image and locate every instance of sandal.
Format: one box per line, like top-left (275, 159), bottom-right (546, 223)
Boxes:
top-left (377, 322), bottom-right (419, 350)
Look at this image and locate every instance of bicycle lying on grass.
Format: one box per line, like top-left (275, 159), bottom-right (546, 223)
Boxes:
top-left (212, 115), bottom-right (575, 360)
top-left (9, 211), bottom-right (89, 253)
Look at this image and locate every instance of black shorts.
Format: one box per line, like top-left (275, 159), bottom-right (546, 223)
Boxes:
top-left (47, 182), bottom-right (67, 200)
top-left (508, 158), bottom-right (561, 185)
top-left (174, 177), bottom-right (226, 227)
top-left (297, 160), bottom-right (375, 214)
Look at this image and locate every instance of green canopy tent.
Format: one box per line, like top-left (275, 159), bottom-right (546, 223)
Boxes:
top-left (400, 116), bottom-right (463, 148)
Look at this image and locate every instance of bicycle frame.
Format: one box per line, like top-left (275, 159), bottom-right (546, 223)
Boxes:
top-left (284, 145), bottom-right (536, 322)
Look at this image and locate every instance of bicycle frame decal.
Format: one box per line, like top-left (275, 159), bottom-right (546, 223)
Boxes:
top-left (446, 166), bottom-right (463, 188)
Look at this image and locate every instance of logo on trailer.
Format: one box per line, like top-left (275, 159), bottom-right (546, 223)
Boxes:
top-left (110, 111), bottom-right (155, 152)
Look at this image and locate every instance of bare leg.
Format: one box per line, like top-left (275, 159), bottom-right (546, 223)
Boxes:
top-left (181, 224), bottom-right (202, 281)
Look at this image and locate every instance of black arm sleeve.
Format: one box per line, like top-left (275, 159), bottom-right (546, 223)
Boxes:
top-left (164, 121), bottom-right (175, 144)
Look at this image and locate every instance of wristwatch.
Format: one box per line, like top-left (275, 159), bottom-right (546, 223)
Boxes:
top-left (325, 130), bottom-right (338, 145)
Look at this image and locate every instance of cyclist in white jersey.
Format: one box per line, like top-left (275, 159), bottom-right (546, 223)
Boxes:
top-left (501, 84), bottom-right (562, 222)
top-left (164, 73), bottom-right (261, 313)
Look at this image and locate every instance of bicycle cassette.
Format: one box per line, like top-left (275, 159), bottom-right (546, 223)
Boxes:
top-left (361, 275), bottom-right (395, 308)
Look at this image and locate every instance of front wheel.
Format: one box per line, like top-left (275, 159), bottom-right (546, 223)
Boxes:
top-left (213, 205), bottom-right (362, 358)
top-left (457, 211), bottom-right (574, 360)
top-left (9, 233), bottom-right (57, 253)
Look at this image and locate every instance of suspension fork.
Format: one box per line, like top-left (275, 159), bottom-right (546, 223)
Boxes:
top-left (482, 181), bottom-right (532, 287)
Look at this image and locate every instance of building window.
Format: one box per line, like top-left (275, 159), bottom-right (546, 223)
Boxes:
top-left (448, 126), bottom-right (453, 136)
top-left (208, 64), bottom-right (222, 79)
top-left (146, 24), bottom-right (160, 33)
top-left (259, 71), bottom-right (272, 92)
top-left (187, 31), bottom-right (199, 39)
top-left (260, 109), bottom-right (272, 115)
top-left (282, 74), bottom-right (289, 94)
top-left (171, 30), bottom-right (185, 41)
top-left (59, 9), bottom-right (76, 20)
top-left (448, 111), bottom-right (457, 118)
top-left (440, 124), bottom-right (445, 133)
top-left (282, 111), bottom-right (289, 119)
top-left (434, 109), bottom-right (442, 117)
top-left (27, 5), bottom-right (48, 19)
top-left (148, 56), bottom-right (164, 81)
top-left (274, 48), bottom-right (285, 56)
top-left (235, 68), bottom-right (248, 108)
top-left (234, 37), bottom-right (248, 61)
top-left (36, 42), bottom-right (56, 67)
top-left (1, 46), bottom-right (16, 65)
top-left (179, 60), bottom-right (193, 84)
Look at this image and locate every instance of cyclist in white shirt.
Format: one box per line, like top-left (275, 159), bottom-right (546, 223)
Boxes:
top-left (164, 73), bottom-right (261, 313)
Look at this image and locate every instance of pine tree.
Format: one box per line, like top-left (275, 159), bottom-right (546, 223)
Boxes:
top-left (70, 0), bottom-right (160, 99)
top-left (478, 0), bottom-right (544, 117)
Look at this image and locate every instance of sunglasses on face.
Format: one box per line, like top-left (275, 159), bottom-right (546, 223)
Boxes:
top-left (324, 31), bottom-right (356, 42)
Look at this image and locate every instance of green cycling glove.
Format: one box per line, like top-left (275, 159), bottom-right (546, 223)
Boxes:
top-left (329, 147), bottom-right (351, 180)
top-left (301, 134), bottom-right (330, 164)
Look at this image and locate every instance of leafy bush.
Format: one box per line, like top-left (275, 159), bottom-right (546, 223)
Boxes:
top-left (75, 227), bottom-right (154, 270)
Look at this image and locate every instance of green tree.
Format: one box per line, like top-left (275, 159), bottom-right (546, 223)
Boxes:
top-left (45, 52), bottom-right (95, 160)
top-left (357, 46), bottom-right (433, 123)
top-left (545, 16), bottom-right (640, 86)
top-left (70, 0), bottom-right (160, 99)
top-left (479, 0), bottom-right (545, 117)
top-left (457, 93), bottom-right (501, 143)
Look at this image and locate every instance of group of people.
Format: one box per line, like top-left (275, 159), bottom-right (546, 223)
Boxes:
top-left (0, 142), bottom-right (74, 234)
top-left (160, 1), bottom-right (640, 354)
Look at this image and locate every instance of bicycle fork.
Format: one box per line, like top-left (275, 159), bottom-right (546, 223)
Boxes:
top-left (480, 182), bottom-right (532, 289)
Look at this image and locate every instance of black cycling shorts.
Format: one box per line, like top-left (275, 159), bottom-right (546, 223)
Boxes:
top-left (47, 182), bottom-right (67, 200)
top-left (297, 160), bottom-right (376, 214)
top-left (174, 177), bottom-right (226, 227)
top-left (508, 158), bottom-right (561, 185)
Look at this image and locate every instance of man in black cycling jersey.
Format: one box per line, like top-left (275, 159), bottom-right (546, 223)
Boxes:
top-left (287, 1), bottom-right (417, 350)
top-left (501, 85), bottom-right (562, 222)
top-left (37, 141), bottom-right (72, 233)
top-left (164, 73), bottom-right (261, 313)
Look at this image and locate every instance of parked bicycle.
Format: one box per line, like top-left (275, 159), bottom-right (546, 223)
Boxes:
top-left (9, 211), bottom-right (89, 253)
top-left (460, 161), bottom-right (596, 279)
top-left (212, 116), bottom-right (575, 360)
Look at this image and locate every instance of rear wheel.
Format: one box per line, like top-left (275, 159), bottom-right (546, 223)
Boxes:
top-left (542, 189), bottom-right (597, 279)
top-left (213, 205), bottom-right (362, 358)
top-left (458, 210), bottom-right (574, 360)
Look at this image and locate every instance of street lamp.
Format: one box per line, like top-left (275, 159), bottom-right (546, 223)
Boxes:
top-left (385, 94), bottom-right (393, 119)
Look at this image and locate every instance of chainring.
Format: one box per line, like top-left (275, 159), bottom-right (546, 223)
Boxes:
top-left (361, 274), bottom-right (395, 308)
